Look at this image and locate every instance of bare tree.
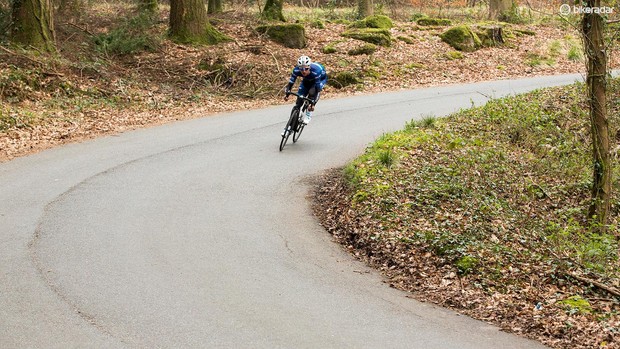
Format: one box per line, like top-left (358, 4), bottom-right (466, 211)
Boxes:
top-left (489, 0), bottom-right (512, 20)
top-left (358, 0), bottom-right (373, 18)
top-left (169, 0), bottom-right (228, 44)
top-left (208, 0), bottom-right (223, 14)
top-left (262, 0), bottom-right (285, 21)
top-left (10, 0), bottom-right (56, 52)
top-left (582, 0), bottom-right (612, 231)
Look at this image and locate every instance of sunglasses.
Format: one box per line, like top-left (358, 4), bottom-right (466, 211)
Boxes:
top-left (301, 67), bottom-right (310, 71)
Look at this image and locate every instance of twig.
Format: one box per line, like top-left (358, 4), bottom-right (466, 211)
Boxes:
top-left (523, 0), bottom-right (555, 16)
top-left (61, 32), bottom-right (77, 47)
top-left (565, 272), bottom-right (620, 297)
top-left (42, 71), bottom-right (65, 77)
top-left (0, 45), bottom-right (14, 55)
top-left (68, 22), bottom-right (94, 36)
top-left (0, 45), bottom-right (46, 67)
top-left (268, 50), bottom-right (280, 74)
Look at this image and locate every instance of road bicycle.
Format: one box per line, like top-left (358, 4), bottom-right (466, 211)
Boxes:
top-left (279, 92), bottom-right (315, 152)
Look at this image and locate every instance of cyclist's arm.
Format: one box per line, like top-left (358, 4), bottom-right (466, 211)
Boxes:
top-left (314, 71), bottom-right (327, 103)
top-left (286, 68), bottom-right (301, 92)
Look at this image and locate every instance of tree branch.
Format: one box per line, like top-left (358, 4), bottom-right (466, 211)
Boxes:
top-left (566, 272), bottom-right (620, 297)
top-left (0, 45), bottom-right (45, 66)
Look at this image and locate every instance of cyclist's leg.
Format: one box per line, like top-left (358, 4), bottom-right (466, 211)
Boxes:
top-left (295, 84), bottom-right (309, 109)
top-left (307, 86), bottom-right (317, 101)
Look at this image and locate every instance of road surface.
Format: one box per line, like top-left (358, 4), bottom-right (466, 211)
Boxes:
top-left (1, 75), bottom-right (585, 348)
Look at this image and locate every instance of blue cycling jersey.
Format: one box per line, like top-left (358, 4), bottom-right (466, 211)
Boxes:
top-left (288, 62), bottom-right (328, 92)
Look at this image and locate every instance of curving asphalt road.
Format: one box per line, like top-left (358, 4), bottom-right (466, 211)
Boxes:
top-left (1, 74), bottom-right (586, 348)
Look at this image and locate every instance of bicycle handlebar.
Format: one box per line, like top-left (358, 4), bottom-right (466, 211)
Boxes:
top-left (287, 91), bottom-right (315, 103)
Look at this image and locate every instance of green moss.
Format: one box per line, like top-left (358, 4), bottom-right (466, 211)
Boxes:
top-left (348, 43), bottom-right (377, 55)
top-left (455, 255), bottom-right (479, 275)
top-left (256, 24), bottom-right (306, 48)
top-left (323, 44), bottom-right (337, 54)
top-left (342, 28), bottom-right (391, 47)
top-left (417, 17), bottom-right (452, 26)
top-left (328, 71), bottom-right (361, 89)
top-left (410, 13), bottom-right (427, 22)
top-left (444, 51), bottom-right (464, 60)
top-left (472, 24), bottom-right (507, 47)
top-left (397, 36), bottom-right (415, 44)
top-left (439, 25), bottom-right (482, 52)
top-left (513, 28), bottom-right (536, 36)
top-left (261, 0), bottom-right (285, 22)
top-left (170, 21), bottom-right (230, 46)
top-left (311, 20), bottom-right (325, 29)
top-left (364, 68), bottom-right (381, 79)
top-left (203, 24), bottom-right (232, 45)
top-left (560, 295), bottom-right (592, 314)
top-left (405, 63), bottom-right (426, 69)
top-left (351, 15), bottom-right (393, 29)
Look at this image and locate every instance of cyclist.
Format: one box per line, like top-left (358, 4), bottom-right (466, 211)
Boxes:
top-left (284, 55), bottom-right (328, 125)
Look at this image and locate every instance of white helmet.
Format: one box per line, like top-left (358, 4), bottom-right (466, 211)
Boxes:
top-left (297, 55), bottom-right (311, 67)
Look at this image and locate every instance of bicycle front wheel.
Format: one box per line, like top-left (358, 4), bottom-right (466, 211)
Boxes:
top-left (293, 104), bottom-right (309, 143)
top-left (279, 108), bottom-right (299, 151)
top-left (293, 121), bottom-right (304, 143)
top-left (279, 132), bottom-right (289, 152)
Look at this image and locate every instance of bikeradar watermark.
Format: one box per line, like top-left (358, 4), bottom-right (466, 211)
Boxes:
top-left (559, 3), bottom-right (614, 16)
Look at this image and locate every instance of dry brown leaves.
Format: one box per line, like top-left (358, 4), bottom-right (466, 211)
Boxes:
top-left (2, 12), bottom-right (615, 162)
top-left (312, 168), bottom-right (620, 349)
top-left (3, 10), bottom-right (620, 347)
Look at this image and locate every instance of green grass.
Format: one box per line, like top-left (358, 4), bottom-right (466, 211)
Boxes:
top-left (94, 12), bottom-right (162, 56)
top-left (343, 79), bottom-right (620, 305)
top-left (0, 106), bottom-right (36, 131)
top-left (526, 52), bottom-right (555, 67)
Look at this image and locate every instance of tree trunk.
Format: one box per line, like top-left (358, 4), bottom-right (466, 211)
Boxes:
top-left (11, 0), bottom-right (56, 52)
top-left (208, 0), bottom-right (222, 14)
top-left (262, 0), bottom-right (285, 21)
top-left (357, 0), bottom-right (373, 19)
top-left (489, 0), bottom-right (512, 20)
top-left (582, 0), bottom-right (612, 231)
top-left (169, 0), bottom-right (228, 44)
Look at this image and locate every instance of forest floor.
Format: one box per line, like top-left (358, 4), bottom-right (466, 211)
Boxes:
top-left (0, 5), bottom-right (611, 161)
top-left (2, 4), bottom-right (620, 348)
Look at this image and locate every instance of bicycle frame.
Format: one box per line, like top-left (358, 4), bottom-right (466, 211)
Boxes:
top-left (279, 92), bottom-right (315, 151)
top-left (287, 91), bottom-right (315, 112)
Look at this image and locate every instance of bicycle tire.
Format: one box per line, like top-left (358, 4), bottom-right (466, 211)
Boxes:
top-left (279, 108), bottom-right (299, 151)
top-left (293, 115), bottom-right (305, 143)
top-left (279, 132), bottom-right (289, 152)
top-left (293, 103), bottom-right (309, 143)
